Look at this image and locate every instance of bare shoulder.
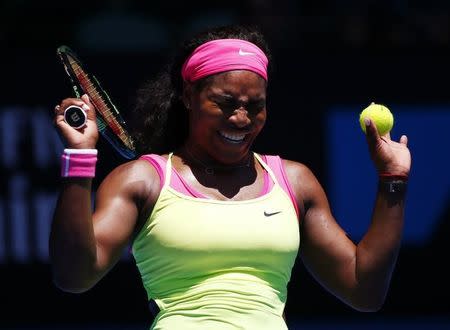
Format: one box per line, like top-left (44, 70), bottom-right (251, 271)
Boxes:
top-left (280, 159), bottom-right (315, 180)
top-left (97, 157), bottom-right (162, 202)
top-left (280, 158), bottom-right (325, 210)
top-left (108, 158), bottom-right (160, 179)
top-left (281, 159), bottom-right (320, 191)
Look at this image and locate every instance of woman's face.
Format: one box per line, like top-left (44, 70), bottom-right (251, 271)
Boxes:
top-left (185, 70), bottom-right (267, 164)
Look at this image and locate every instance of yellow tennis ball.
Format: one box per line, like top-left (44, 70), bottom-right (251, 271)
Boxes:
top-left (359, 102), bottom-right (394, 135)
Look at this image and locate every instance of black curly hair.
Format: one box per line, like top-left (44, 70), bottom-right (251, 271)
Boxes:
top-left (130, 24), bottom-right (272, 155)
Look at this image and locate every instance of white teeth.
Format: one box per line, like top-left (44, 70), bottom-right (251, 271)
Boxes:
top-left (219, 131), bottom-right (246, 142)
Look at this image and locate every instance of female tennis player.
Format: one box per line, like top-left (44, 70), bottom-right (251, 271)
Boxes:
top-left (50, 24), bottom-right (411, 330)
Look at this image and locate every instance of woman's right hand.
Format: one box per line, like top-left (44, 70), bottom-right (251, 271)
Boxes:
top-left (54, 94), bottom-right (99, 149)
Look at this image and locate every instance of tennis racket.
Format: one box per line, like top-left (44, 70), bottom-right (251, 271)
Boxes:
top-left (56, 45), bottom-right (137, 160)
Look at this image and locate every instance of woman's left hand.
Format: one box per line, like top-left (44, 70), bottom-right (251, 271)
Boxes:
top-left (363, 118), bottom-right (411, 177)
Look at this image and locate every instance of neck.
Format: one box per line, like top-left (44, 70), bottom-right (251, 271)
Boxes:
top-left (182, 147), bottom-right (253, 175)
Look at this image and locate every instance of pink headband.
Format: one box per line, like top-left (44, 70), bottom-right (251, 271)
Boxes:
top-left (181, 39), bottom-right (268, 82)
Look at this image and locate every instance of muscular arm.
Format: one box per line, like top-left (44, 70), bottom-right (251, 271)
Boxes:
top-left (284, 160), bottom-right (406, 312)
top-left (49, 160), bottom-right (159, 293)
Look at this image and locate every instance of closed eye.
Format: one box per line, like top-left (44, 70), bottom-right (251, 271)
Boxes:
top-left (246, 100), bottom-right (266, 114)
top-left (210, 95), bottom-right (265, 115)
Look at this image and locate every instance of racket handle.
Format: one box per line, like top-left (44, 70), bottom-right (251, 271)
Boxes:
top-left (64, 105), bottom-right (87, 129)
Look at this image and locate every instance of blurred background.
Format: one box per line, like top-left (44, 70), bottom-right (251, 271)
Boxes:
top-left (2, 0), bottom-right (449, 329)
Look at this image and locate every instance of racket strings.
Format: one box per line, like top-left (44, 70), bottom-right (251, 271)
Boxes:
top-left (69, 59), bottom-right (135, 150)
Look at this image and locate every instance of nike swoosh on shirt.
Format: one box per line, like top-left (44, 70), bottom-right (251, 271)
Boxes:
top-left (239, 49), bottom-right (255, 56)
top-left (264, 211), bottom-right (282, 217)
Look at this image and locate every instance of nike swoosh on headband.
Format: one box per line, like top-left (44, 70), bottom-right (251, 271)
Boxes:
top-left (239, 49), bottom-right (255, 56)
top-left (181, 39), bottom-right (269, 82)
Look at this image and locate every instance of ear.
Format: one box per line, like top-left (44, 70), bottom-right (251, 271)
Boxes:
top-left (182, 81), bottom-right (193, 109)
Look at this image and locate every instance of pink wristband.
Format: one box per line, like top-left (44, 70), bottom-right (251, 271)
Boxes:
top-left (61, 149), bottom-right (98, 178)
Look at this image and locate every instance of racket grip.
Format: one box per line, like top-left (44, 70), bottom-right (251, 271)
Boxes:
top-left (64, 105), bottom-right (87, 129)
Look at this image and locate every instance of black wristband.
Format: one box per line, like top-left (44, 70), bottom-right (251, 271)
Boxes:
top-left (379, 180), bottom-right (408, 194)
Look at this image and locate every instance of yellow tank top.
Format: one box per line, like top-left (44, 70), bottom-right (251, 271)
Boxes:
top-left (132, 153), bottom-right (300, 330)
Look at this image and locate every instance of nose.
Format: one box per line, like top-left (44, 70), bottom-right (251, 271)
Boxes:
top-left (229, 107), bottom-right (251, 128)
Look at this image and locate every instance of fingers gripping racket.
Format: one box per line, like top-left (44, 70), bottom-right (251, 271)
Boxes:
top-left (56, 45), bottom-right (137, 160)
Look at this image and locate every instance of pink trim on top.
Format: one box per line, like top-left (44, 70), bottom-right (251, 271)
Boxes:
top-left (138, 154), bottom-right (299, 220)
top-left (140, 154), bottom-right (165, 190)
top-left (173, 170), bottom-right (207, 198)
top-left (139, 154), bottom-right (207, 197)
top-left (260, 169), bottom-right (271, 195)
top-left (262, 155), bottom-right (300, 221)
top-left (171, 160), bottom-right (270, 198)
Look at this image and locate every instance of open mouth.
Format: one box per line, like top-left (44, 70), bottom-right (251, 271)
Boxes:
top-left (218, 131), bottom-right (247, 144)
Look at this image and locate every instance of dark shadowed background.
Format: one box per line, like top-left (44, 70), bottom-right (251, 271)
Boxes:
top-left (2, 1), bottom-right (449, 329)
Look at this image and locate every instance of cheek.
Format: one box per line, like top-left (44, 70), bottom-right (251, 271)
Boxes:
top-left (189, 107), bottom-right (220, 134)
top-left (193, 95), bottom-right (222, 117)
top-left (255, 110), bottom-right (267, 128)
